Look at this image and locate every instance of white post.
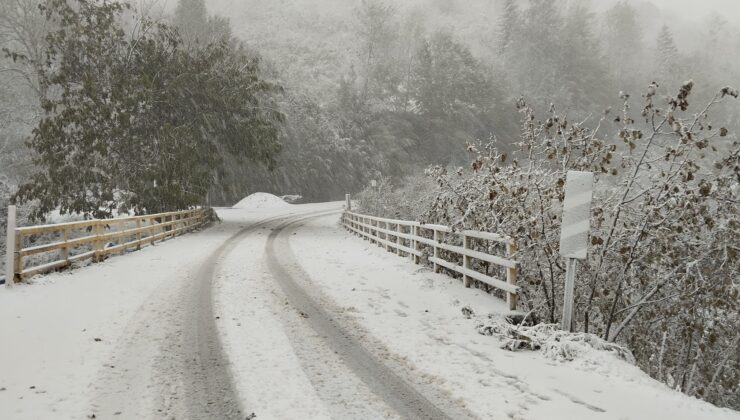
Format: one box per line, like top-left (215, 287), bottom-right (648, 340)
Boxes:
top-left (463, 234), bottom-right (471, 288)
top-left (345, 194), bottom-right (351, 211)
top-left (433, 229), bottom-right (441, 273)
top-left (506, 241), bottom-right (518, 311)
top-left (5, 205), bottom-right (16, 287)
top-left (408, 226), bottom-right (414, 262)
top-left (384, 222), bottom-right (389, 251)
top-left (396, 223), bottom-right (402, 255)
top-left (413, 226), bottom-right (420, 264)
top-left (561, 258), bottom-right (577, 331)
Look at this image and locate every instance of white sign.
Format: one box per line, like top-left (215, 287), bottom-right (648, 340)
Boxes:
top-left (559, 171), bottom-right (593, 259)
top-left (370, 179), bottom-right (377, 187)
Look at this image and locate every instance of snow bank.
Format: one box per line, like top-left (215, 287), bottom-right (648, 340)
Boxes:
top-left (233, 192), bottom-right (290, 210)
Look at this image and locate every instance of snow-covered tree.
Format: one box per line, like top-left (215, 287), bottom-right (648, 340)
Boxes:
top-left (14, 0), bottom-right (283, 219)
top-left (173, 0), bottom-right (231, 48)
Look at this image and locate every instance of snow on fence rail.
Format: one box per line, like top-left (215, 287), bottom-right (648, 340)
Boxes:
top-left (341, 210), bottom-right (519, 310)
top-left (4, 206), bottom-right (208, 285)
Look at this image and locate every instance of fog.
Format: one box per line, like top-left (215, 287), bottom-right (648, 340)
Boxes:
top-left (0, 0), bottom-right (739, 413)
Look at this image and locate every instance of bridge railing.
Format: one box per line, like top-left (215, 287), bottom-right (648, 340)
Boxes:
top-left (4, 206), bottom-right (209, 285)
top-left (341, 210), bottom-right (519, 310)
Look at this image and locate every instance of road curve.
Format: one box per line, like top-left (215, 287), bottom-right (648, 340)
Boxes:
top-left (265, 213), bottom-right (462, 420)
top-left (91, 212), bottom-right (313, 419)
top-left (93, 207), bottom-right (464, 419)
top-left (182, 208), bottom-right (341, 418)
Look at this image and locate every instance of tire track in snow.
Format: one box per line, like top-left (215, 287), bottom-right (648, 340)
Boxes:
top-left (265, 213), bottom-right (473, 420)
top-left (91, 211), bottom-right (325, 419)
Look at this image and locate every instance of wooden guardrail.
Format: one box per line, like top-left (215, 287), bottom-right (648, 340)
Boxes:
top-left (4, 206), bottom-right (208, 285)
top-left (341, 210), bottom-right (519, 310)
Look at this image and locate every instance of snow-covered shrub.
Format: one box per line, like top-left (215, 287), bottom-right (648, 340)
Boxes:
top-left (355, 174), bottom-right (437, 220)
top-left (359, 82), bottom-right (739, 408)
top-left (475, 315), bottom-right (635, 364)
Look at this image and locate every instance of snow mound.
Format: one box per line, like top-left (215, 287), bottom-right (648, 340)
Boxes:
top-left (233, 192), bottom-right (291, 210)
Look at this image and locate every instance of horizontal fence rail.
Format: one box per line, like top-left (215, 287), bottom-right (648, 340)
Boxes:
top-left (341, 210), bottom-right (519, 310)
top-left (4, 206), bottom-right (208, 285)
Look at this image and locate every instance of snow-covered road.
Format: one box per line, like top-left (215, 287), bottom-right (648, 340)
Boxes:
top-left (1, 201), bottom-right (737, 420)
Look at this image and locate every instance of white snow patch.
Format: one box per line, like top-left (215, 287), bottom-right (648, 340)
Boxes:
top-left (232, 192), bottom-right (290, 210)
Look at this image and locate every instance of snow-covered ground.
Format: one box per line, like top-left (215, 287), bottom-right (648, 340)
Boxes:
top-left (0, 215), bottom-right (237, 419)
top-left (0, 196), bottom-right (312, 419)
top-left (0, 199), bottom-right (737, 419)
top-left (284, 214), bottom-right (738, 420)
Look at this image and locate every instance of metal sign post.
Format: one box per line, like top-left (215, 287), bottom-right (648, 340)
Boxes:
top-left (559, 171), bottom-right (594, 331)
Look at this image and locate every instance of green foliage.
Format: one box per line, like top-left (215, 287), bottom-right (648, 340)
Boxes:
top-left (13, 0), bottom-right (283, 219)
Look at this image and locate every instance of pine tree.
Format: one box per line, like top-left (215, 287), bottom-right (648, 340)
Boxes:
top-left (412, 31), bottom-right (494, 117)
top-left (354, 0), bottom-right (399, 107)
top-left (655, 25), bottom-right (680, 87)
top-left (497, 0), bottom-right (520, 54)
top-left (603, 1), bottom-right (645, 92)
top-left (559, 4), bottom-right (611, 110)
top-left (173, 0), bottom-right (231, 48)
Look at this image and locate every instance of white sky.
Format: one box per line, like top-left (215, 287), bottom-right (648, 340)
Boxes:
top-left (649, 0), bottom-right (740, 16)
top-left (605, 0), bottom-right (740, 24)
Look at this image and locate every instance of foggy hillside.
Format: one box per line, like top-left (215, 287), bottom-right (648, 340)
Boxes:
top-left (0, 0), bottom-right (738, 415)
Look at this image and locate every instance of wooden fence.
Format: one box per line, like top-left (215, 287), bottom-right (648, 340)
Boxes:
top-left (4, 206), bottom-right (208, 285)
top-left (341, 210), bottom-right (519, 310)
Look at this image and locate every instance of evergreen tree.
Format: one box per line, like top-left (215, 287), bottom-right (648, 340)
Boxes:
top-left (412, 31), bottom-right (494, 117)
top-left (559, 4), bottom-right (611, 111)
top-left (655, 25), bottom-right (681, 88)
top-left (15, 0), bottom-right (283, 219)
top-left (603, 1), bottom-right (645, 92)
top-left (514, 0), bottom-right (563, 104)
top-left (497, 0), bottom-right (520, 54)
top-left (173, 0), bottom-right (231, 48)
top-left (354, 0), bottom-right (399, 108)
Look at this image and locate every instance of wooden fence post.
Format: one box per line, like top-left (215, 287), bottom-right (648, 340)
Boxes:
top-left (413, 226), bottom-right (420, 264)
top-left (345, 194), bottom-right (351, 211)
top-left (136, 218), bottom-right (142, 250)
top-left (384, 222), bottom-right (389, 251)
top-left (463, 234), bottom-right (472, 288)
top-left (396, 223), bottom-right (401, 255)
top-left (5, 205), bottom-right (16, 287)
top-left (62, 226), bottom-right (70, 266)
top-left (433, 229), bottom-right (441, 273)
top-left (506, 241), bottom-right (518, 311)
top-left (408, 226), bottom-right (414, 262)
top-left (376, 220), bottom-right (381, 247)
top-left (94, 223), bottom-right (103, 262)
